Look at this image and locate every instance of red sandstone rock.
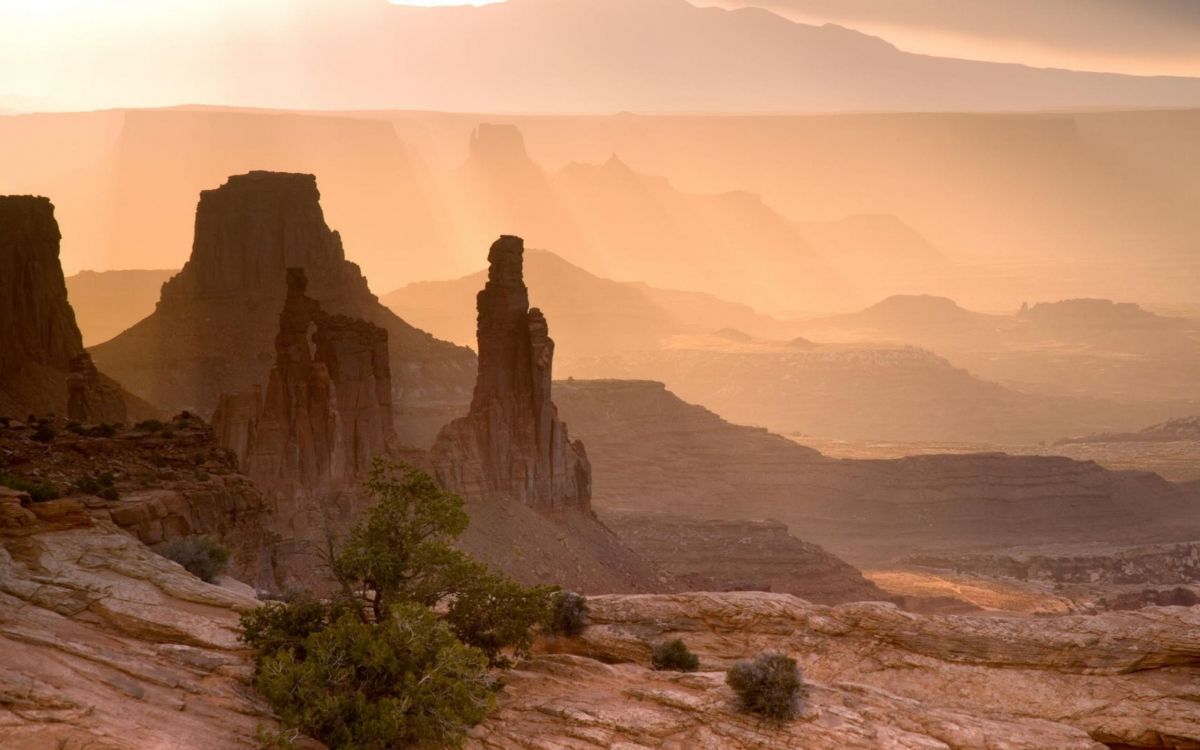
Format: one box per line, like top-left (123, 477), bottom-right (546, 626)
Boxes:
top-left (432, 236), bottom-right (591, 511)
top-left (91, 171), bottom-right (475, 447)
top-left (0, 195), bottom-right (138, 422)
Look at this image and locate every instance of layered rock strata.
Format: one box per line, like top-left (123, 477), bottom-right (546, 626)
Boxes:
top-left (604, 512), bottom-right (889, 605)
top-left (0, 196), bottom-right (136, 422)
top-left (432, 236), bottom-right (591, 511)
top-left (91, 171), bottom-right (475, 447)
top-left (470, 592), bottom-right (1200, 750)
top-left (0, 490), bottom-right (280, 750)
top-left (554, 379), bottom-right (1200, 565)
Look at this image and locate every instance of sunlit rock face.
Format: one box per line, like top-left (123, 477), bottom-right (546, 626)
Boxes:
top-left (432, 236), bottom-right (592, 511)
top-left (92, 171), bottom-right (476, 447)
top-left (0, 195), bottom-right (131, 423)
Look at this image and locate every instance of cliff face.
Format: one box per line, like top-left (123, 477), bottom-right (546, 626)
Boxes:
top-left (91, 171), bottom-right (475, 447)
top-left (232, 268), bottom-right (398, 498)
top-left (0, 195), bottom-right (133, 423)
top-left (432, 236), bottom-right (591, 511)
top-left (211, 269), bottom-right (397, 582)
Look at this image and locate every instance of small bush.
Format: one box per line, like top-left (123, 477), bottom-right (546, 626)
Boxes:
top-left (31, 424), bottom-right (56, 443)
top-left (161, 535), bottom-right (231, 583)
top-left (651, 639), bottom-right (700, 672)
top-left (547, 590), bottom-right (589, 636)
top-left (0, 472), bottom-right (61, 502)
top-left (71, 475), bottom-right (102, 495)
top-left (99, 472), bottom-right (116, 488)
top-left (66, 420), bottom-right (83, 434)
top-left (99, 486), bottom-right (120, 501)
top-left (726, 652), bottom-right (805, 720)
top-left (85, 423), bottom-right (118, 438)
top-left (241, 597), bottom-right (331, 660)
top-left (136, 419), bottom-right (165, 433)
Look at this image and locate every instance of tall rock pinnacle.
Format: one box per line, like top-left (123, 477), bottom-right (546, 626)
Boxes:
top-left (432, 236), bottom-right (591, 511)
top-left (0, 195), bottom-right (134, 422)
top-left (91, 171), bottom-right (475, 447)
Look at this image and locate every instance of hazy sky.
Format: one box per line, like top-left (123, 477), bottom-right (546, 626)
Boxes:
top-left (702, 0), bottom-right (1200, 77)
top-left (1, 0), bottom-right (1199, 112)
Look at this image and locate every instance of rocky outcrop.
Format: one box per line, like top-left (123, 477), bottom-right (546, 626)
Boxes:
top-left (470, 592), bottom-right (1200, 750)
top-left (0, 413), bottom-right (277, 590)
top-left (0, 196), bottom-right (136, 422)
top-left (241, 268), bottom-right (397, 496)
top-left (0, 492), bottom-right (281, 750)
top-left (432, 236), bottom-right (591, 511)
top-left (91, 171), bottom-right (476, 447)
top-left (207, 269), bottom-right (398, 589)
top-left (604, 512), bottom-right (888, 605)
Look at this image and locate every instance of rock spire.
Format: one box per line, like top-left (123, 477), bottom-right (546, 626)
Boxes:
top-left (432, 236), bottom-right (591, 511)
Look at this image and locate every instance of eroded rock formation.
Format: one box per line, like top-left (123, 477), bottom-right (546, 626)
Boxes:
top-left (0, 195), bottom-right (136, 423)
top-left (433, 236), bottom-right (591, 511)
top-left (235, 268), bottom-right (398, 499)
top-left (91, 171), bottom-right (475, 447)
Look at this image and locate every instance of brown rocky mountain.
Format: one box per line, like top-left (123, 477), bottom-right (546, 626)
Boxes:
top-left (65, 269), bottom-right (175, 346)
top-left (89, 171), bottom-right (476, 448)
top-left (432, 237), bottom-right (591, 511)
top-left (554, 380), bottom-right (1200, 565)
top-left (197, 238), bottom-right (661, 595)
top-left (0, 196), bottom-right (149, 423)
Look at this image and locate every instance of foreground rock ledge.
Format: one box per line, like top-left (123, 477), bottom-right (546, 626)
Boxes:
top-left (471, 592), bottom-right (1200, 750)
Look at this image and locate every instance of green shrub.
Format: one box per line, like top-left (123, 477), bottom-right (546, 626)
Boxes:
top-left (71, 475), bottom-right (102, 495)
top-left (255, 605), bottom-right (493, 750)
top-left (444, 565), bottom-right (556, 667)
top-left (86, 423), bottom-right (118, 438)
top-left (136, 419), bottom-right (165, 432)
top-left (31, 423), bottom-right (56, 443)
top-left (99, 486), bottom-right (120, 501)
top-left (330, 461), bottom-right (472, 618)
top-left (726, 652), bottom-right (805, 720)
top-left (0, 472), bottom-right (60, 502)
top-left (161, 535), bottom-right (230, 583)
top-left (242, 460), bottom-right (562, 749)
top-left (651, 639), bottom-right (700, 672)
top-left (547, 590), bottom-right (589, 636)
top-left (241, 597), bottom-right (331, 660)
